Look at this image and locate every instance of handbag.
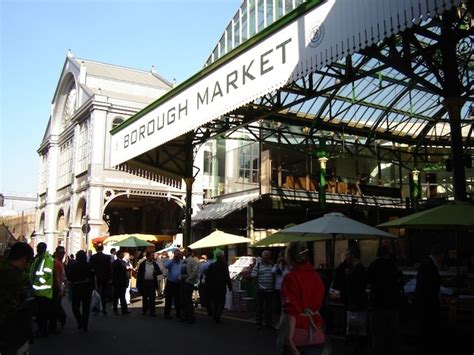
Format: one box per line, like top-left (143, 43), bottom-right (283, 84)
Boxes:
top-left (346, 310), bottom-right (367, 336)
top-left (91, 289), bottom-right (102, 313)
top-left (292, 309), bottom-right (326, 347)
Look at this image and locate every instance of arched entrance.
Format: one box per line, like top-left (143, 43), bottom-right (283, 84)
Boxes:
top-left (56, 209), bottom-right (66, 246)
top-left (75, 198), bottom-right (87, 249)
top-left (103, 194), bottom-right (184, 236)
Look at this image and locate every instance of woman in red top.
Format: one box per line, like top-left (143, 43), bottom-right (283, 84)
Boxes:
top-left (280, 241), bottom-right (325, 355)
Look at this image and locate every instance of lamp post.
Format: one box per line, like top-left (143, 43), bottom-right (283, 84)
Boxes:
top-left (411, 168), bottom-right (420, 210)
top-left (318, 157), bottom-right (329, 209)
top-left (81, 215), bottom-right (91, 251)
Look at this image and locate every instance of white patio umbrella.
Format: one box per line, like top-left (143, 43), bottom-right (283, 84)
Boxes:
top-left (255, 212), bottom-right (397, 268)
top-left (188, 230), bottom-right (252, 249)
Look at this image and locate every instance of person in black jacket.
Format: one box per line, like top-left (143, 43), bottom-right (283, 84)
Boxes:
top-left (0, 242), bottom-right (34, 354)
top-left (89, 244), bottom-right (111, 315)
top-left (342, 247), bottom-right (368, 355)
top-left (112, 250), bottom-right (130, 315)
top-left (66, 250), bottom-right (94, 331)
top-left (414, 245), bottom-right (443, 355)
top-left (367, 245), bottom-right (403, 355)
top-left (205, 251), bottom-right (232, 323)
top-left (137, 251), bottom-right (162, 317)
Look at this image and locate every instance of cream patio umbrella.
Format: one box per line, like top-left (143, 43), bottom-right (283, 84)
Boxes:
top-left (378, 202), bottom-right (474, 279)
top-left (188, 230), bottom-right (252, 249)
top-left (254, 212), bottom-right (397, 268)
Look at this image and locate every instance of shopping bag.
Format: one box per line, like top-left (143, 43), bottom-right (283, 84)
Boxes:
top-left (91, 289), bottom-right (102, 313)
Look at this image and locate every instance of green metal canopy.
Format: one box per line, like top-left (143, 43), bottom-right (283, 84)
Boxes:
top-left (377, 201), bottom-right (474, 229)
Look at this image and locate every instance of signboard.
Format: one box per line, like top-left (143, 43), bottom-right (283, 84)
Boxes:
top-left (111, 0), bottom-right (455, 167)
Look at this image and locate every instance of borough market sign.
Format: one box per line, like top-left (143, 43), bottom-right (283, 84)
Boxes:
top-left (110, 0), bottom-right (458, 167)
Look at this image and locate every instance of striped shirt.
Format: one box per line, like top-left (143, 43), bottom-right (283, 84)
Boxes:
top-left (251, 262), bottom-right (274, 291)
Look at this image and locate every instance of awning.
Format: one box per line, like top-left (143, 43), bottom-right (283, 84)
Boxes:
top-left (110, 0), bottom-right (458, 178)
top-left (192, 193), bottom-right (260, 222)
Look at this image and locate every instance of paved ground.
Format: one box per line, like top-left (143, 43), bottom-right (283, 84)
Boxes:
top-left (33, 296), bottom-right (474, 355)
top-left (30, 298), bottom-right (279, 355)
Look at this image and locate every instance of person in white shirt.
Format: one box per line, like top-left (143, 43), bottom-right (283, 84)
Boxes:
top-left (123, 252), bottom-right (133, 305)
top-left (155, 252), bottom-right (167, 298)
top-left (271, 251), bottom-right (290, 315)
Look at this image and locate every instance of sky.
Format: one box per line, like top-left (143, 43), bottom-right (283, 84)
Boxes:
top-left (0, 0), bottom-right (240, 195)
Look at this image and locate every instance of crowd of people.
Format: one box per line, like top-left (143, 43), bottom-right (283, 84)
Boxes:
top-left (0, 239), bottom-right (447, 355)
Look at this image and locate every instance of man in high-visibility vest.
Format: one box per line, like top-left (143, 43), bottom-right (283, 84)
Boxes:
top-left (30, 242), bottom-right (54, 336)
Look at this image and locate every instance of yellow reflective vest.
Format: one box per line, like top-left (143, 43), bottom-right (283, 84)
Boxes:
top-left (30, 252), bottom-right (54, 299)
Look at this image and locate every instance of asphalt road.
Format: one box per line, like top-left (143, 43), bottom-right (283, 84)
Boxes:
top-left (30, 299), bottom-right (277, 355)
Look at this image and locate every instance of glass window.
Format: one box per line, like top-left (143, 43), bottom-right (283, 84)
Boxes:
top-left (241, 1), bottom-right (248, 41)
top-left (276, 0), bottom-right (284, 19)
top-left (219, 34), bottom-right (226, 57)
top-left (266, 0), bottom-right (274, 26)
top-left (219, 33), bottom-right (225, 58)
top-left (284, 0), bottom-right (293, 14)
top-left (39, 153), bottom-right (48, 193)
top-left (238, 141), bottom-right (260, 183)
top-left (258, 0), bottom-right (265, 31)
top-left (212, 46), bottom-right (219, 62)
top-left (295, 0), bottom-right (304, 7)
top-left (249, 0), bottom-right (256, 37)
top-left (226, 23), bottom-right (233, 52)
top-left (233, 12), bottom-right (240, 47)
top-left (76, 122), bottom-right (89, 174)
top-left (58, 140), bottom-right (73, 188)
top-left (203, 151), bottom-right (212, 174)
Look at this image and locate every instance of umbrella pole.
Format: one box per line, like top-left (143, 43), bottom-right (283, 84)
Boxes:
top-left (331, 234), bottom-right (336, 270)
top-left (455, 229), bottom-right (459, 286)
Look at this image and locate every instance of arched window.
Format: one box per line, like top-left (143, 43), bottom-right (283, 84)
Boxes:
top-left (112, 117), bottom-right (124, 129)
